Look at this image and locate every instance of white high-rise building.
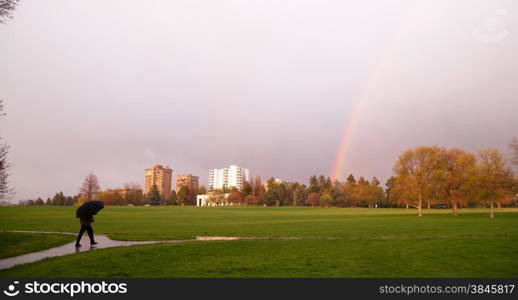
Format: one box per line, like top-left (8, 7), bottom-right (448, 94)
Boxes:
top-left (208, 165), bottom-right (250, 190)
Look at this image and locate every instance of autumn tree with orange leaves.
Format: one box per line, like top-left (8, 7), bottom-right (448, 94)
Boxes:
top-left (393, 146), bottom-right (442, 216)
top-left (436, 148), bottom-right (478, 216)
top-left (476, 149), bottom-right (515, 218)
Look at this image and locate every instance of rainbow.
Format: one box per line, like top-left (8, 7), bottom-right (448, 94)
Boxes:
top-left (330, 3), bottom-right (421, 182)
top-left (330, 53), bottom-right (389, 182)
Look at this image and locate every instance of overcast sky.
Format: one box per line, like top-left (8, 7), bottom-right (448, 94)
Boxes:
top-left (1, 0), bottom-right (517, 200)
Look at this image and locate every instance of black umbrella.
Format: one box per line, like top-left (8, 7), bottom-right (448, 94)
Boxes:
top-left (76, 201), bottom-right (104, 218)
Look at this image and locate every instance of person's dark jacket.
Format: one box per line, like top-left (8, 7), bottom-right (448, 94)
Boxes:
top-left (79, 216), bottom-right (95, 226)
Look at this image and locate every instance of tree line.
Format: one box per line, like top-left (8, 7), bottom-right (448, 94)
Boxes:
top-left (390, 146), bottom-right (517, 217)
top-left (145, 183), bottom-right (207, 206)
top-left (199, 144), bottom-right (518, 218)
top-left (18, 192), bottom-right (78, 206)
top-left (16, 143), bottom-right (518, 218)
top-left (20, 173), bottom-right (209, 207)
top-left (204, 175), bottom-right (386, 208)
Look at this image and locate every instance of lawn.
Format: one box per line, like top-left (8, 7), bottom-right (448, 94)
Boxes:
top-left (0, 232), bottom-right (74, 259)
top-left (0, 206), bottom-right (517, 277)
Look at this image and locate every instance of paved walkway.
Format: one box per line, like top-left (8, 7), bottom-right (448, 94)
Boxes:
top-left (0, 231), bottom-right (316, 270)
top-left (0, 231), bottom-right (197, 270)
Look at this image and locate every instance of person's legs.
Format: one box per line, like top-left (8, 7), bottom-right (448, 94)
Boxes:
top-left (76, 225), bottom-right (86, 246)
top-left (85, 225), bottom-right (96, 245)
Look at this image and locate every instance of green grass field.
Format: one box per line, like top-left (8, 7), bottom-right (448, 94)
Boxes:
top-left (0, 232), bottom-right (74, 259)
top-left (0, 206), bottom-right (517, 277)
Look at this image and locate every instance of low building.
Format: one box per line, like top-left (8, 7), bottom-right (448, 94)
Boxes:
top-left (196, 193), bottom-right (230, 206)
top-left (196, 195), bottom-right (209, 206)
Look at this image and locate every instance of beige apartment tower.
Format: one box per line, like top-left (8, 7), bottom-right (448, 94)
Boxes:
top-left (144, 164), bottom-right (173, 199)
top-left (175, 174), bottom-right (199, 192)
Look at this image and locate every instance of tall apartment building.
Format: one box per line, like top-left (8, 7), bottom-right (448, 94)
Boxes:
top-left (208, 165), bottom-right (250, 190)
top-left (144, 164), bottom-right (173, 199)
top-left (175, 174), bottom-right (199, 192)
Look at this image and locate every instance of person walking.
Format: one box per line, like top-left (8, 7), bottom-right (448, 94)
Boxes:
top-left (75, 215), bottom-right (97, 247)
top-left (75, 200), bottom-right (104, 247)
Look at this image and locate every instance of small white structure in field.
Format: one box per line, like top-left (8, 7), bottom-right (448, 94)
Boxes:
top-left (196, 193), bottom-right (230, 206)
top-left (196, 195), bottom-right (209, 206)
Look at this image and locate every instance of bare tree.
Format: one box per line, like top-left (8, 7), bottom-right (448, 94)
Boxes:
top-left (0, 143), bottom-right (9, 199)
top-left (123, 183), bottom-right (144, 205)
top-left (80, 173), bottom-right (100, 201)
top-left (509, 137), bottom-right (518, 166)
top-left (0, 0), bottom-right (19, 24)
top-left (0, 100), bottom-right (12, 199)
top-left (252, 176), bottom-right (263, 197)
